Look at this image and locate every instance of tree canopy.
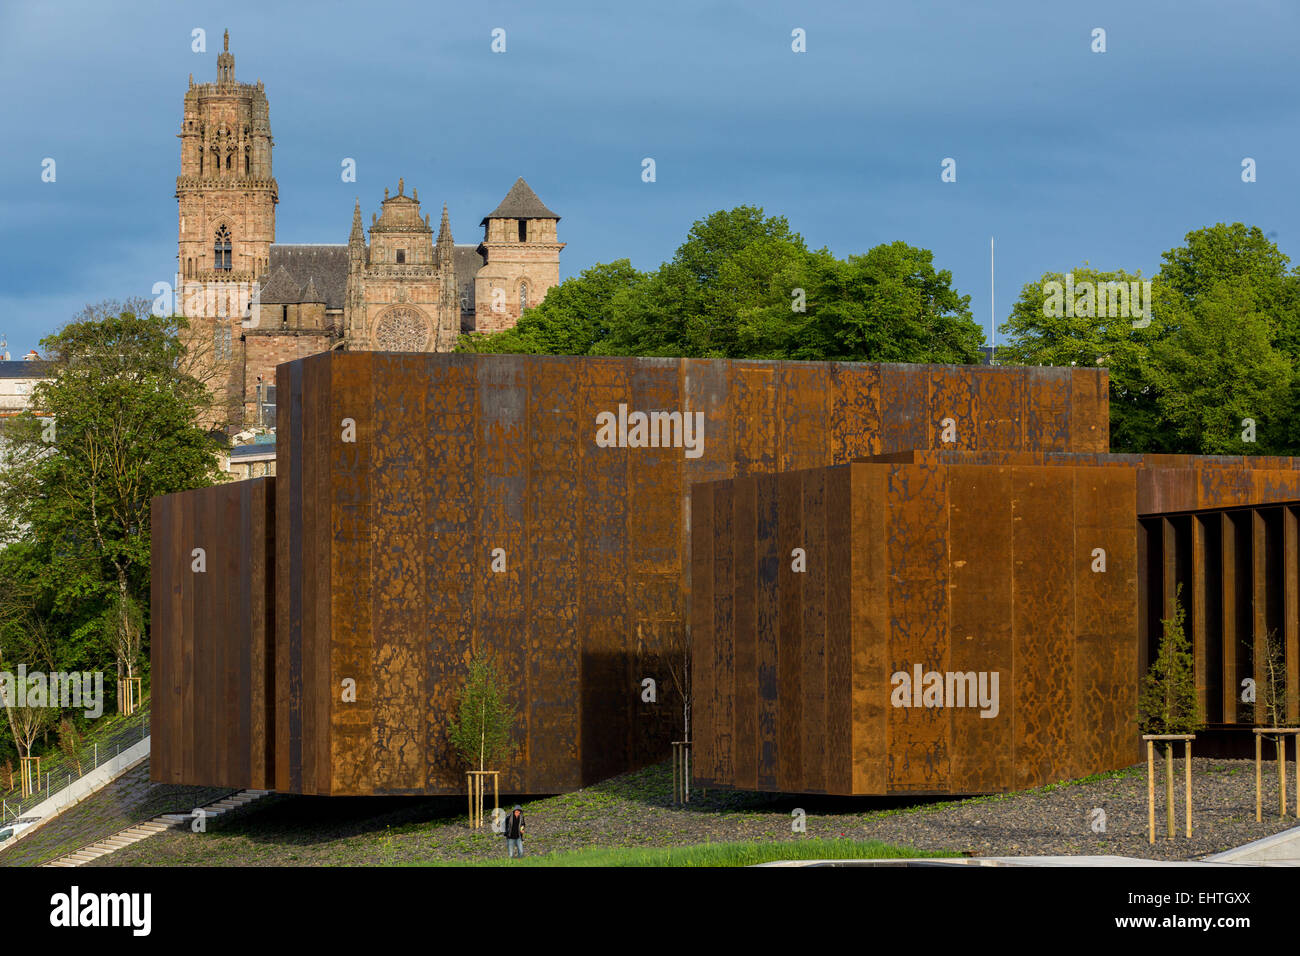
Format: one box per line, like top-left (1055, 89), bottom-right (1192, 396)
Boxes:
top-left (0, 302), bottom-right (224, 738)
top-left (1000, 224), bottom-right (1300, 454)
top-left (459, 206), bottom-right (985, 364)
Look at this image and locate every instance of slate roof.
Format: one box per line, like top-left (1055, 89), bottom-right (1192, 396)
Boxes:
top-left (259, 245), bottom-right (349, 309)
top-left (454, 245), bottom-right (484, 315)
top-left (480, 178), bottom-right (559, 224)
top-left (0, 361), bottom-right (54, 379)
top-left (257, 265), bottom-right (303, 304)
top-left (230, 443), bottom-right (276, 460)
top-left (254, 240), bottom-right (485, 318)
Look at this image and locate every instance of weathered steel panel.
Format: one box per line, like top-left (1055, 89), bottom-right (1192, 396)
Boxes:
top-left (976, 367), bottom-right (1023, 451)
top-left (754, 472), bottom-right (781, 788)
top-left (886, 461), bottom-right (950, 791)
top-left (829, 363), bottom-right (881, 462)
top-left (580, 358), bottom-right (631, 786)
top-left (825, 466), bottom-right (854, 794)
top-left (711, 480), bottom-right (736, 787)
top-left (1024, 366), bottom-right (1071, 452)
top-left (331, 351), bottom-right (372, 795)
top-left (1073, 467), bottom-right (1139, 776)
top-left (1253, 511), bottom-right (1268, 723)
top-left (1192, 516), bottom-right (1209, 720)
top-left (776, 470), bottom-right (803, 791)
top-left (1288, 507), bottom-right (1300, 724)
top-left (947, 465), bottom-right (1014, 793)
top-left (1069, 369), bottom-right (1108, 453)
top-left (526, 356), bottom-right (581, 792)
top-left (1012, 467), bottom-right (1075, 787)
top-left (779, 364), bottom-right (829, 472)
top-left (928, 365), bottom-right (977, 451)
top-left (1222, 512), bottom-right (1241, 723)
top-left (149, 480), bottom-right (274, 790)
top-left (371, 354), bottom-right (427, 795)
top-left (879, 364), bottom-right (927, 454)
top-left (149, 490), bottom-right (172, 781)
top-left (689, 483), bottom-right (715, 785)
top-left (851, 463), bottom-right (889, 793)
top-left (731, 476), bottom-right (758, 791)
top-left (425, 356), bottom-right (479, 790)
top-left (628, 359), bottom-right (683, 766)
top-left (733, 363), bottom-right (777, 477)
top-left (311, 353), bottom-right (333, 795)
top-left (801, 467), bottom-right (828, 792)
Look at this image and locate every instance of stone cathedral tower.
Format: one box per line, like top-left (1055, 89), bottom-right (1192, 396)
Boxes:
top-left (176, 35), bottom-right (563, 432)
top-left (176, 31), bottom-right (277, 421)
top-left (343, 180), bottom-right (462, 351)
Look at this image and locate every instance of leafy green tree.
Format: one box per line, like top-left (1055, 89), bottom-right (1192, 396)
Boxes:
top-left (999, 265), bottom-right (1166, 452)
top-left (1158, 222), bottom-right (1294, 326)
top-left (746, 243), bottom-right (982, 363)
top-left (1137, 588), bottom-right (1203, 736)
top-left (1154, 222), bottom-right (1294, 455)
top-left (601, 206), bottom-right (809, 357)
top-left (0, 303), bottom-right (224, 709)
top-left (462, 205), bottom-right (983, 364)
top-left (457, 260), bottom-right (644, 355)
top-left (1147, 281), bottom-right (1292, 454)
top-left (447, 649), bottom-right (517, 772)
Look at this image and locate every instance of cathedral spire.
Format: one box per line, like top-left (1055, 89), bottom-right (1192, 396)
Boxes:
top-left (350, 199), bottom-right (364, 243)
top-left (217, 28), bottom-right (235, 85)
top-left (437, 203), bottom-right (454, 247)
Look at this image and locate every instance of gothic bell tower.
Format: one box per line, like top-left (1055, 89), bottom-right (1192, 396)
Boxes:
top-left (176, 30), bottom-right (277, 318)
top-left (176, 30), bottom-right (278, 427)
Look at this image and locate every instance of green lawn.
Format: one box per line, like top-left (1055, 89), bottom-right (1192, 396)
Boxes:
top-left (433, 837), bottom-right (956, 867)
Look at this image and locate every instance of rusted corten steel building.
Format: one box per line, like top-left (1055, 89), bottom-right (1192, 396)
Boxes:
top-left (151, 479), bottom-right (276, 791)
top-left (152, 353), bottom-right (1107, 794)
top-left (691, 449), bottom-right (1300, 795)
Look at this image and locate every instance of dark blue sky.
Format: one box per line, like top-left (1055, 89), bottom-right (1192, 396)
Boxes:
top-left (2, 0), bottom-right (1297, 356)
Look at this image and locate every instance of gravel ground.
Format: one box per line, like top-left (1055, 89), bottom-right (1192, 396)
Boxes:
top-left (86, 756), bottom-right (1300, 866)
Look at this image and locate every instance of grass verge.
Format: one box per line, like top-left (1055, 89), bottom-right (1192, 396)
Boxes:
top-left (429, 838), bottom-right (956, 867)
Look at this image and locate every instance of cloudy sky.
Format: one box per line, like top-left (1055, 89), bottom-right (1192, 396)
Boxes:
top-left (1, 0), bottom-right (1297, 356)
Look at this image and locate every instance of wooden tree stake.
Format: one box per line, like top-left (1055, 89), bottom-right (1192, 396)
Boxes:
top-left (1144, 734), bottom-right (1194, 843)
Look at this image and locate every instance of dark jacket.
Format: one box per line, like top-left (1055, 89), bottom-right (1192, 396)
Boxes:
top-left (504, 810), bottom-right (524, 839)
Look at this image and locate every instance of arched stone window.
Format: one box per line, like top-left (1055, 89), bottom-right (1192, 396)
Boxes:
top-left (519, 281), bottom-right (529, 313)
top-left (214, 225), bottom-right (232, 271)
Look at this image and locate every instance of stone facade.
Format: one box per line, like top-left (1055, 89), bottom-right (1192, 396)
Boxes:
top-left (177, 34), bottom-right (564, 429)
top-left (0, 360), bottom-right (55, 419)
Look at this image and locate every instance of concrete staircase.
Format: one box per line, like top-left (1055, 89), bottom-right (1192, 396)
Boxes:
top-left (44, 789), bottom-right (270, 867)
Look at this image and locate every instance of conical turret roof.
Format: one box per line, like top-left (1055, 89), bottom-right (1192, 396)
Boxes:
top-left (480, 177), bottom-right (559, 225)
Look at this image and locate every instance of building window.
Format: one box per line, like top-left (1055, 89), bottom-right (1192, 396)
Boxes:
top-left (519, 282), bottom-right (528, 313)
top-left (245, 147), bottom-right (251, 174)
top-left (214, 324), bottom-right (232, 360)
top-left (214, 225), bottom-right (232, 271)
top-left (396, 249), bottom-right (406, 264)
top-left (518, 219), bottom-right (527, 242)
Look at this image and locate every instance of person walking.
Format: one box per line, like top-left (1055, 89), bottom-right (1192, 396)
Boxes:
top-left (503, 804), bottom-right (525, 858)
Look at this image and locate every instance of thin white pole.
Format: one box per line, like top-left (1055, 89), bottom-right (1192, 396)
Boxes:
top-left (990, 237), bottom-right (996, 364)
